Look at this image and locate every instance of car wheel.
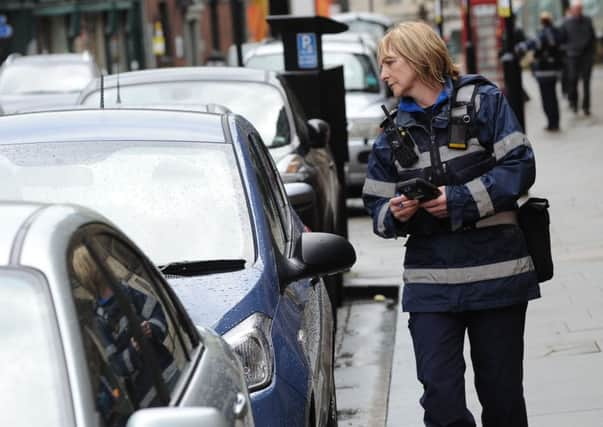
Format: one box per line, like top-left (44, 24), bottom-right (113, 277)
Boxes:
top-left (326, 375), bottom-right (338, 427)
top-left (324, 274), bottom-right (343, 325)
top-left (336, 187), bottom-right (348, 239)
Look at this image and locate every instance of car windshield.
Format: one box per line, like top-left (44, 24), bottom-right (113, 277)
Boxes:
top-left (0, 269), bottom-right (72, 427)
top-left (81, 81), bottom-right (291, 148)
top-left (0, 62), bottom-right (95, 95)
top-left (246, 51), bottom-right (380, 93)
top-left (0, 141), bottom-right (254, 267)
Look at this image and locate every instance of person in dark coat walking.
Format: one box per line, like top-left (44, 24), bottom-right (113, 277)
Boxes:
top-left (364, 21), bottom-right (539, 427)
top-left (562, 0), bottom-right (596, 115)
top-left (518, 12), bottom-right (564, 130)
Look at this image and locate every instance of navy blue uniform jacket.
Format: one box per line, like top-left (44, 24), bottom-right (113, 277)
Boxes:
top-left (363, 75), bottom-right (540, 312)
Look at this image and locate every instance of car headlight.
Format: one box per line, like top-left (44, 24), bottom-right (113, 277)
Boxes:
top-left (223, 312), bottom-right (274, 391)
top-left (347, 118), bottom-right (382, 140)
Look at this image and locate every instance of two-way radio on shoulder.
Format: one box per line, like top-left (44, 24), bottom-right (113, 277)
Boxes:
top-left (380, 104), bottom-right (418, 169)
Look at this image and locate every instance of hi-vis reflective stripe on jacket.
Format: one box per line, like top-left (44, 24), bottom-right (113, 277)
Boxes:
top-left (404, 256), bottom-right (534, 285)
top-left (362, 74), bottom-right (540, 313)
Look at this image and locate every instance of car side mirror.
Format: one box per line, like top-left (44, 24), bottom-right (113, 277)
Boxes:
top-left (279, 232), bottom-right (356, 285)
top-left (307, 118), bottom-right (330, 149)
top-left (126, 407), bottom-right (228, 427)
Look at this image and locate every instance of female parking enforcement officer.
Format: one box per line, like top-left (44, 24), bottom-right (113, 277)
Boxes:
top-left (363, 22), bottom-right (540, 427)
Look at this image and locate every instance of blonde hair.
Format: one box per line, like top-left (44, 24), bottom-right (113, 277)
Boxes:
top-left (72, 245), bottom-right (102, 295)
top-left (378, 21), bottom-right (460, 87)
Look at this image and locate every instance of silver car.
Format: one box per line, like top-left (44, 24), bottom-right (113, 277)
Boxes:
top-left (0, 52), bottom-right (100, 113)
top-left (0, 201), bottom-right (254, 427)
top-left (244, 37), bottom-right (396, 197)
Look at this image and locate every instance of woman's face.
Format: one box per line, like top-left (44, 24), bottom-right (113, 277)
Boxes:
top-left (379, 52), bottom-right (417, 98)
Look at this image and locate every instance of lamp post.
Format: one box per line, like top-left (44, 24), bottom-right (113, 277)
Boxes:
top-left (207, 0), bottom-right (225, 64)
top-left (464, 0), bottom-right (477, 73)
top-left (498, 0), bottom-right (525, 130)
top-left (230, 0), bottom-right (244, 66)
top-left (435, 0), bottom-right (444, 38)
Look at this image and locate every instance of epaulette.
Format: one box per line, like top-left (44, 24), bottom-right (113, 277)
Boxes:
top-left (379, 107), bottom-right (398, 129)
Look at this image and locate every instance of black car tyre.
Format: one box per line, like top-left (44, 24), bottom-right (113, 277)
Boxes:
top-left (326, 373), bottom-right (338, 427)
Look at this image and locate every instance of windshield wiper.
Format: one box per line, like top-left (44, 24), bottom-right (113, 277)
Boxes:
top-left (158, 259), bottom-right (246, 277)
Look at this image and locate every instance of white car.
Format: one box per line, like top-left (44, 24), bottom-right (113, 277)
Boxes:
top-left (0, 52), bottom-right (99, 113)
top-left (244, 36), bottom-right (397, 197)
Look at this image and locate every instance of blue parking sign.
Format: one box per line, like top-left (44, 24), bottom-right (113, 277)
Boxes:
top-left (297, 33), bottom-right (318, 69)
top-left (0, 15), bottom-right (12, 39)
top-left (0, 24), bottom-right (12, 39)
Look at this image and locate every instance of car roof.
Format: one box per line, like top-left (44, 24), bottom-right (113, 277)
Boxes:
top-left (0, 201), bottom-right (102, 267)
top-left (245, 38), bottom-right (373, 58)
top-left (3, 52), bottom-right (96, 66)
top-left (0, 202), bottom-right (45, 265)
top-left (331, 12), bottom-right (394, 27)
top-left (83, 66), bottom-right (280, 91)
top-left (0, 108), bottom-right (227, 144)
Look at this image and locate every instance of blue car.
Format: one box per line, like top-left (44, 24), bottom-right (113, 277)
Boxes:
top-left (0, 108), bottom-right (356, 426)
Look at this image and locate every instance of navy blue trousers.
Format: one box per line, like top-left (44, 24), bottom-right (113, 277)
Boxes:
top-left (408, 304), bottom-right (528, 427)
top-left (537, 77), bottom-right (559, 129)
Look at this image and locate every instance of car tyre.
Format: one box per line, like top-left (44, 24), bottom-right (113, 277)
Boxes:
top-left (326, 374), bottom-right (338, 427)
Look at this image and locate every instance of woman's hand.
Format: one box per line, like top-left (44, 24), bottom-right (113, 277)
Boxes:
top-left (420, 186), bottom-right (448, 218)
top-left (389, 194), bottom-right (419, 222)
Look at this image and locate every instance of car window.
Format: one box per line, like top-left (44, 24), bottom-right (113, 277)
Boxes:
top-left (0, 140), bottom-right (254, 268)
top-left (247, 132), bottom-right (289, 252)
top-left (68, 232), bottom-right (190, 426)
top-left (246, 51), bottom-right (380, 93)
top-left (0, 268), bottom-right (72, 427)
top-left (94, 232), bottom-right (197, 355)
top-left (80, 81), bottom-right (292, 149)
top-left (277, 77), bottom-right (311, 145)
top-left (0, 62), bottom-right (95, 94)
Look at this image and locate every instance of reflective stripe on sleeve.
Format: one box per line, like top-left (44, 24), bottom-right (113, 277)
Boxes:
top-left (148, 317), bottom-right (167, 335)
top-left (377, 202), bottom-right (390, 236)
top-left (466, 177), bottom-right (495, 217)
top-left (123, 348), bottom-right (135, 373)
top-left (105, 343), bottom-right (117, 358)
top-left (493, 131), bottom-right (531, 161)
top-left (139, 387), bottom-right (158, 408)
top-left (142, 296), bottom-right (157, 319)
top-left (362, 178), bottom-right (396, 198)
top-left (162, 359), bottom-right (179, 383)
top-left (403, 256), bottom-right (534, 284)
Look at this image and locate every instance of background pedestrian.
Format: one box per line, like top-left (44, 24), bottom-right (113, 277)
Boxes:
top-left (518, 11), bottom-right (564, 131)
top-left (562, 0), bottom-right (596, 115)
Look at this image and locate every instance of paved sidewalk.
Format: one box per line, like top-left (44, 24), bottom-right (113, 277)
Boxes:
top-left (386, 66), bottom-right (603, 427)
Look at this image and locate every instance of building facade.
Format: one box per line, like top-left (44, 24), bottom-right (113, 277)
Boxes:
top-left (0, 0), bottom-right (248, 71)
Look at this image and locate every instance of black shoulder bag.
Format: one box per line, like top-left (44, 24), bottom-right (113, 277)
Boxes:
top-left (518, 197), bottom-right (553, 283)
